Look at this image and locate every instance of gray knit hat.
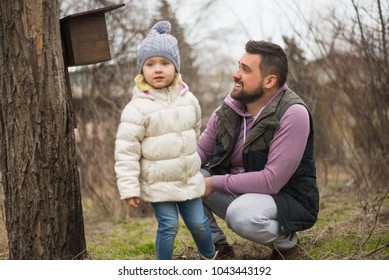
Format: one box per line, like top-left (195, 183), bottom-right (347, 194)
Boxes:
top-left (137, 21), bottom-right (180, 73)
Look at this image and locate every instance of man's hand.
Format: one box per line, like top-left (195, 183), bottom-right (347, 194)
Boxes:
top-left (125, 197), bottom-right (140, 208)
top-left (202, 177), bottom-right (213, 198)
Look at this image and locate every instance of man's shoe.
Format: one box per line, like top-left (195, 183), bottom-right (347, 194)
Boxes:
top-left (269, 245), bottom-right (305, 260)
top-left (214, 243), bottom-right (235, 259)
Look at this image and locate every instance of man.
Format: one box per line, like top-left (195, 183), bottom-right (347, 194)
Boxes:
top-left (198, 40), bottom-right (319, 260)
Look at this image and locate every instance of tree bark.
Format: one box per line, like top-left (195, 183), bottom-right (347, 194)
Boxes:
top-left (0, 0), bottom-right (86, 259)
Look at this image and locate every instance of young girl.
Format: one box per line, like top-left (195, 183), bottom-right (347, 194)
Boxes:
top-left (114, 21), bottom-right (216, 260)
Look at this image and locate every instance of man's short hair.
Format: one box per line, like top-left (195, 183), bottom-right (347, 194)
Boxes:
top-left (245, 40), bottom-right (288, 87)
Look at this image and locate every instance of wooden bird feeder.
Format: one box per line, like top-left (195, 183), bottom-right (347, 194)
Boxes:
top-left (60, 3), bottom-right (125, 67)
top-left (60, 4), bottom-right (125, 128)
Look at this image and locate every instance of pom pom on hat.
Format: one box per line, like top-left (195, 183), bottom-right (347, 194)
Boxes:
top-left (137, 21), bottom-right (180, 73)
top-left (153, 21), bottom-right (171, 34)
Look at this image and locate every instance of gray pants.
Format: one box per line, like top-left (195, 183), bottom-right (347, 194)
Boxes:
top-left (202, 169), bottom-right (297, 251)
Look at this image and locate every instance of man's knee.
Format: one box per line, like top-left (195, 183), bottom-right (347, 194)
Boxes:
top-left (225, 201), bottom-right (254, 231)
top-left (225, 196), bottom-right (273, 243)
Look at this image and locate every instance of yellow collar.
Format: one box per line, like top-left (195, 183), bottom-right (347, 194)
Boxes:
top-left (134, 73), bottom-right (182, 92)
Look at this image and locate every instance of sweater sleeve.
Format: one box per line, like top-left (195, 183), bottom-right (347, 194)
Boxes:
top-left (197, 111), bottom-right (219, 164)
top-left (114, 103), bottom-right (145, 200)
top-left (212, 104), bottom-right (310, 195)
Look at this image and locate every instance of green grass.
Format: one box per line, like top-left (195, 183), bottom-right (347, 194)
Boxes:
top-left (83, 181), bottom-right (389, 260)
top-left (85, 217), bottom-right (240, 260)
top-left (1, 167), bottom-right (388, 260)
top-left (86, 220), bottom-right (158, 260)
top-left (85, 211), bottom-right (389, 260)
top-left (308, 232), bottom-right (389, 259)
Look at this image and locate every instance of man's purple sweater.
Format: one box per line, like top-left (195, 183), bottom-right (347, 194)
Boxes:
top-left (197, 87), bottom-right (310, 195)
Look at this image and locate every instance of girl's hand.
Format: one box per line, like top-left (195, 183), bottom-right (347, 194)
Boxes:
top-left (125, 197), bottom-right (140, 208)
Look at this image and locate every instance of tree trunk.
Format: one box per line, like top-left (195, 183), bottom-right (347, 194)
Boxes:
top-left (0, 0), bottom-right (86, 259)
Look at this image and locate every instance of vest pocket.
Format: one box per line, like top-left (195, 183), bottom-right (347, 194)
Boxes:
top-left (243, 148), bottom-right (269, 171)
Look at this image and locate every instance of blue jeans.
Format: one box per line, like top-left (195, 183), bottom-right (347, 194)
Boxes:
top-left (151, 197), bottom-right (215, 260)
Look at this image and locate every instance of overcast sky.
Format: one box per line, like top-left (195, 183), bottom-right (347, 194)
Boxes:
top-left (171, 0), bottom-right (355, 65)
top-left (64, 0), bottom-right (357, 73)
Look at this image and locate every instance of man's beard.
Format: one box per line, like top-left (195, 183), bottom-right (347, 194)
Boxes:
top-left (231, 81), bottom-right (264, 104)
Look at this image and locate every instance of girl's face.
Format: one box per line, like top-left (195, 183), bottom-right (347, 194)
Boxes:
top-left (142, 56), bottom-right (176, 89)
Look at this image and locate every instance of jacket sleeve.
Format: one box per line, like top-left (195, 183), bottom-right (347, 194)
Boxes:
top-left (114, 103), bottom-right (145, 200)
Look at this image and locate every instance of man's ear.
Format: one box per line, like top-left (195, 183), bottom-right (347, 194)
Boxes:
top-left (264, 75), bottom-right (277, 89)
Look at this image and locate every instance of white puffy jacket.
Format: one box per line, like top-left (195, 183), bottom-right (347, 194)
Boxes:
top-left (114, 82), bottom-right (205, 202)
